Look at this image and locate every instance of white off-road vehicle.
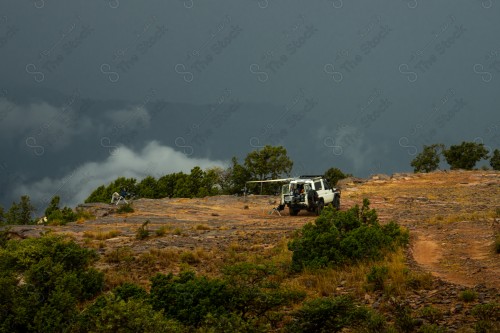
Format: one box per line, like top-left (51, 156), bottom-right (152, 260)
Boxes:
top-left (279, 176), bottom-right (340, 216)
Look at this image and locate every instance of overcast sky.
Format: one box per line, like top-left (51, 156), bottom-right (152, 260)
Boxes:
top-left (1, 1), bottom-right (499, 212)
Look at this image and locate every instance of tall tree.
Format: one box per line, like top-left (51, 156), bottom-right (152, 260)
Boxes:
top-left (45, 195), bottom-right (61, 217)
top-left (490, 149), bottom-right (500, 171)
top-left (138, 176), bottom-right (158, 198)
top-left (410, 144), bottom-right (445, 173)
top-left (6, 195), bottom-right (35, 225)
top-left (244, 145), bottom-right (293, 181)
top-left (228, 157), bottom-right (251, 195)
top-left (443, 142), bottom-right (489, 170)
top-left (244, 145), bottom-right (293, 194)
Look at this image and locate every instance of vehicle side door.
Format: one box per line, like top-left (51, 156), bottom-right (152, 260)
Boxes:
top-left (318, 180), bottom-right (334, 204)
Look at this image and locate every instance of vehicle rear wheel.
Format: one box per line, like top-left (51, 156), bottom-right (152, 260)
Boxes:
top-left (333, 196), bottom-right (340, 210)
top-left (289, 207), bottom-right (299, 216)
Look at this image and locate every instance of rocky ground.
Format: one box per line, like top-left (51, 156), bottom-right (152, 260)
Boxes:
top-left (5, 170), bottom-right (500, 331)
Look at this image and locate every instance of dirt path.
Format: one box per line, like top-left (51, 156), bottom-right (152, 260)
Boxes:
top-left (342, 170), bottom-right (500, 289)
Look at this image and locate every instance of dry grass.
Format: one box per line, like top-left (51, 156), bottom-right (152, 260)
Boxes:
top-left (83, 229), bottom-right (122, 240)
top-left (104, 246), bottom-right (135, 264)
top-left (154, 225), bottom-right (172, 236)
top-left (426, 210), bottom-right (497, 225)
top-left (195, 224), bottom-right (211, 231)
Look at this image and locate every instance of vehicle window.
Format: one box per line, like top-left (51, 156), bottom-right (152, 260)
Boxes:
top-left (324, 180), bottom-right (331, 190)
top-left (282, 184), bottom-right (290, 195)
top-left (314, 181), bottom-right (322, 190)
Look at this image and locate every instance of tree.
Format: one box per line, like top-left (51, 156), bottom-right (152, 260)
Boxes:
top-left (324, 167), bottom-right (352, 186)
top-left (137, 176), bottom-right (158, 199)
top-left (491, 149), bottom-right (500, 171)
top-left (410, 144), bottom-right (444, 173)
top-left (443, 142), bottom-right (489, 170)
top-left (244, 145), bottom-right (293, 194)
top-left (45, 195), bottom-right (61, 217)
top-left (0, 235), bottom-right (104, 332)
top-left (6, 195), bottom-right (35, 225)
top-left (203, 167), bottom-right (222, 196)
top-left (0, 205), bottom-right (4, 224)
top-left (189, 166), bottom-right (205, 197)
top-left (228, 157), bottom-right (251, 195)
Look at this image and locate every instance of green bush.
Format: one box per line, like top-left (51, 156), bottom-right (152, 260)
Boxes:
top-left (459, 289), bottom-right (478, 302)
top-left (73, 295), bottom-right (183, 333)
top-left (222, 262), bottom-right (305, 323)
top-left (117, 203), bottom-right (134, 213)
top-left (419, 306), bottom-right (443, 324)
top-left (136, 220), bottom-right (150, 240)
top-left (113, 282), bottom-right (148, 301)
top-left (288, 200), bottom-right (408, 271)
top-left (149, 263), bottom-right (304, 330)
top-left (472, 302), bottom-right (499, 322)
top-left (366, 265), bottom-right (389, 291)
top-left (150, 271), bottom-right (230, 327)
top-left (393, 301), bottom-right (417, 333)
top-left (286, 295), bottom-right (369, 333)
top-left (0, 235), bottom-right (104, 333)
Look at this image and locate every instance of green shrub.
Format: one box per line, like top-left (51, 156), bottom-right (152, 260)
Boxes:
top-left (0, 236), bottom-right (104, 333)
top-left (155, 225), bottom-right (169, 236)
top-left (288, 200), bottom-right (408, 271)
top-left (136, 220), bottom-right (150, 240)
top-left (286, 295), bottom-right (369, 333)
top-left (363, 311), bottom-right (388, 333)
top-left (419, 306), bottom-right (443, 324)
top-left (459, 289), bottom-right (478, 302)
top-left (113, 282), bottom-right (148, 301)
top-left (117, 203), bottom-right (134, 213)
top-left (222, 262), bottom-right (305, 323)
top-left (73, 295), bottom-right (183, 333)
top-left (366, 265), bottom-right (389, 291)
top-left (471, 304), bottom-right (500, 333)
top-left (393, 301), bottom-right (417, 333)
top-left (150, 271), bottom-right (230, 327)
top-left (180, 251), bottom-right (200, 264)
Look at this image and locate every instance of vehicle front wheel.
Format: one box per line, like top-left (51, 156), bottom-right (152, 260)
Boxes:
top-left (289, 207), bottom-right (299, 216)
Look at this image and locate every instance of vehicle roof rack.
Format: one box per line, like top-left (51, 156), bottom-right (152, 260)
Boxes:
top-left (299, 175), bottom-right (323, 179)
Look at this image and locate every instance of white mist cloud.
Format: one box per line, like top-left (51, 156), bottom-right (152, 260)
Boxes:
top-left (14, 141), bottom-right (227, 212)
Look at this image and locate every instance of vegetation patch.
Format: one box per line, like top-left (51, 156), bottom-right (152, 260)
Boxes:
top-left (288, 199), bottom-right (408, 271)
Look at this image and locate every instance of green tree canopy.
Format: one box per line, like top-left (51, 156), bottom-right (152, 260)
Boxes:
top-left (443, 142), bottom-right (489, 170)
top-left (410, 144), bottom-right (445, 173)
top-left (6, 195), bottom-right (35, 225)
top-left (44, 195), bottom-right (60, 217)
top-left (244, 145), bottom-right (293, 181)
top-left (491, 149), bottom-right (500, 171)
top-left (324, 167), bottom-right (352, 186)
top-left (228, 157), bottom-right (251, 195)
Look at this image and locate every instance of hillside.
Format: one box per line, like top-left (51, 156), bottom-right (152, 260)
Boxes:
top-left (6, 170), bottom-right (500, 330)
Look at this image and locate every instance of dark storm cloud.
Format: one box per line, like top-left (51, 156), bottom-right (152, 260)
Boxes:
top-left (1, 0), bottom-right (500, 210)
